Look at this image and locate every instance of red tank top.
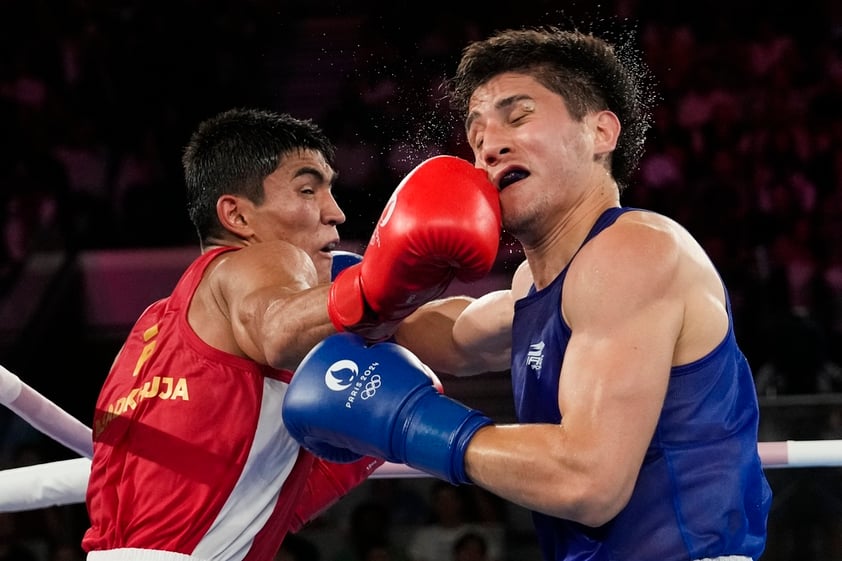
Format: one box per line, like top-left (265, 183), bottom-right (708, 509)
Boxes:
top-left (82, 247), bottom-right (314, 561)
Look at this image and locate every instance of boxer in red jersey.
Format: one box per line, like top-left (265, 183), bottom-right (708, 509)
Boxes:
top-left (82, 108), bottom-right (501, 561)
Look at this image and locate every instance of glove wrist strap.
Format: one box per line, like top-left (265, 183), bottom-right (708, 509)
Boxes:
top-left (327, 266), bottom-right (366, 331)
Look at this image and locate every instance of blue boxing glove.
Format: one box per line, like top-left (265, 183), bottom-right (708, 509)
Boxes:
top-left (330, 250), bottom-right (363, 281)
top-left (286, 251), bottom-right (367, 463)
top-left (282, 333), bottom-right (492, 485)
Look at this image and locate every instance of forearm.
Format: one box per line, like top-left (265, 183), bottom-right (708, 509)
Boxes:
top-left (393, 297), bottom-right (466, 372)
top-left (464, 424), bottom-right (630, 527)
top-left (249, 284), bottom-right (336, 370)
top-left (395, 296), bottom-right (509, 376)
top-left (452, 290), bottom-right (512, 370)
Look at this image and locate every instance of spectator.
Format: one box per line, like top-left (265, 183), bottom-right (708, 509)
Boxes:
top-left (331, 501), bottom-right (407, 561)
top-left (405, 483), bottom-right (502, 561)
top-left (452, 532), bottom-right (489, 561)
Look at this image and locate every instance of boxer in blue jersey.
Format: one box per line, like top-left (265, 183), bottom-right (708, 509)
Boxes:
top-left (283, 27), bottom-right (772, 561)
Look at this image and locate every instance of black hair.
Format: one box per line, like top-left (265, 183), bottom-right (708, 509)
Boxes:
top-left (182, 107), bottom-right (336, 244)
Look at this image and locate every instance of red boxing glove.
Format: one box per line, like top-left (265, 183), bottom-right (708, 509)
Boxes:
top-left (328, 155), bottom-right (501, 341)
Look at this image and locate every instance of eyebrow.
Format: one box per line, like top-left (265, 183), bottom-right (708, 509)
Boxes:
top-left (294, 166), bottom-right (337, 185)
top-left (465, 94), bottom-right (534, 131)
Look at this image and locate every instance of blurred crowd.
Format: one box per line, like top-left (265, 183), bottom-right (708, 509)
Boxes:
top-left (1, 1), bottom-right (842, 560)
top-left (2, 1), bottom-right (842, 388)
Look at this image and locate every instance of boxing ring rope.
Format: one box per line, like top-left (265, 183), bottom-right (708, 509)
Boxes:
top-left (0, 364), bottom-right (93, 459)
top-left (1, 363), bottom-right (841, 512)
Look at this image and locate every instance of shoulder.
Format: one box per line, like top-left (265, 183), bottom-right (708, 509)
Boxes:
top-left (577, 210), bottom-right (686, 277)
top-left (211, 241), bottom-right (314, 270)
top-left (565, 210), bottom-right (694, 312)
top-left (510, 259), bottom-right (533, 300)
top-left (602, 210), bottom-right (684, 251)
top-left (188, 242), bottom-right (321, 355)
top-left (196, 241), bottom-right (320, 322)
top-left (209, 241), bottom-right (319, 291)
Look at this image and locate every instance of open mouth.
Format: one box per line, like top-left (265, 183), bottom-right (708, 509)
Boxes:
top-left (320, 241), bottom-right (339, 254)
top-left (499, 168), bottom-right (529, 190)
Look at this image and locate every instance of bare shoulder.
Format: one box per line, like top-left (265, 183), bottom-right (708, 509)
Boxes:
top-left (566, 210), bottom-right (727, 363)
top-left (574, 211), bottom-right (685, 283)
top-left (583, 210), bottom-right (714, 270)
top-left (620, 210), bottom-right (699, 238)
top-left (565, 210), bottom-right (720, 315)
top-left (189, 242), bottom-right (320, 356)
top-left (208, 241), bottom-right (319, 295)
top-left (510, 260), bottom-right (533, 300)
top-left (196, 242), bottom-right (319, 323)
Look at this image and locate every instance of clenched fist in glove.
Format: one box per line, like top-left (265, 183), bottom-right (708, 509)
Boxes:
top-left (328, 155), bottom-right (501, 342)
top-left (282, 333), bottom-right (491, 485)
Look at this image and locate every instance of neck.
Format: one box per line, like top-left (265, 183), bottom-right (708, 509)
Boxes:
top-left (522, 200), bottom-right (618, 290)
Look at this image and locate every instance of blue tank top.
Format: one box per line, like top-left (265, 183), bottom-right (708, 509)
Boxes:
top-left (510, 207), bottom-right (772, 561)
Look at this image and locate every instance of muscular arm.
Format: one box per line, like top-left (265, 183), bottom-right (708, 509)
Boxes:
top-left (463, 219), bottom-right (687, 526)
top-left (394, 294), bottom-right (508, 375)
top-left (395, 261), bottom-right (532, 376)
top-left (191, 241), bottom-right (335, 371)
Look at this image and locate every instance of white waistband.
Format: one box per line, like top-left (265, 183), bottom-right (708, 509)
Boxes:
top-left (88, 547), bottom-right (752, 561)
top-left (88, 549), bottom-right (206, 561)
top-left (694, 557), bottom-right (752, 561)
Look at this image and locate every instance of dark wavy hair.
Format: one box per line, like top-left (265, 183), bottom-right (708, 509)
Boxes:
top-left (447, 26), bottom-right (654, 192)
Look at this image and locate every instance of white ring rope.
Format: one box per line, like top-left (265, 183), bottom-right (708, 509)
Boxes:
top-left (0, 457), bottom-right (90, 512)
top-left (0, 363), bottom-right (840, 512)
top-left (0, 364), bottom-right (93, 459)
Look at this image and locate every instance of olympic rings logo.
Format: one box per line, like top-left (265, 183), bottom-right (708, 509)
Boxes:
top-left (360, 375), bottom-right (382, 400)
